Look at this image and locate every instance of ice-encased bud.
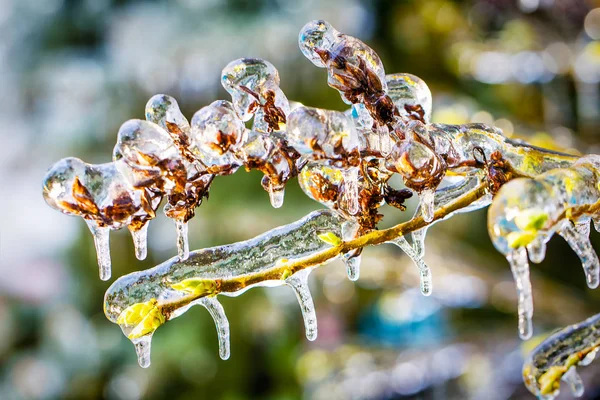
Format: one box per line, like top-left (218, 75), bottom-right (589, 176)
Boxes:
top-left (386, 73), bottom-right (432, 123)
top-left (286, 106), bottom-right (359, 159)
top-left (487, 178), bottom-right (554, 257)
top-left (113, 119), bottom-right (186, 192)
top-left (145, 94), bottom-right (191, 135)
top-left (298, 162), bottom-right (343, 209)
top-left (221, 58), bottom-right (289, 133)
top-left (298, 20), bottom-right (387, 103)
top-left (190, 100), bottom-right (246, 164)
top-left (43, 157), bottom-right (88, 213)
top-left (385, 136), bottom-right (442, 192)
top-left (42, 157), bottom-right (157, 280)
top-left (298, 20), bottom-right (336, 68)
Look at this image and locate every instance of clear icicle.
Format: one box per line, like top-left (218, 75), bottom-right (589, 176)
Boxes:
top-left (508, 248), bottom-right (534, 340)
top-left (412, 228), bottom-right (426, 258)
top-left (200, 297), bottom-right (230, 360)
top-left (342, 167), bottom-right (360, 216)
top-left (175, 219), bottom-right (189, 260)
top-left (132, 334), bottom-right (152, 368)
top-left (86, 220), bottom-right (111, 281)
top-left (419, 189), bottom-right (435, 223)
top-left (268, 187), bottom-right (285, 208)
top-left (390, 236), bottom-right (432, 296)
top-left (285, 269), bottom-right (317, 341)
top-left (129, 224), bottom-right (149, 260)
top-left (343, 254), bottom-right (361, 282)
top-left (341, 219), bottom-right (361, 281)
top-left (561, 366), bottom-right (584, 397)
top-left (559, 222), bottom-right (600, 289)
top-left (526, 237), bottom-right (547, 264)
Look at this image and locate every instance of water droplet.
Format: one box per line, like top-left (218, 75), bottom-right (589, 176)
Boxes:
top-left (132, 335), bottom-right (152, 368)
top-left (86, 220), bottom-right (111, 281)
top-left (129, 223), bottom-right (149, 260)
top-left (200, 297), bottom-right (230, 360)
top-left (285, 269), bottom-right (317, 341)
top-left (175, 220), bottom-right (189, 260)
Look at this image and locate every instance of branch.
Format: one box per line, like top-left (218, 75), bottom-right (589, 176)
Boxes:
top-left (523, 312), bottom-right (600, 398)
top-left (158, 182), bottom-right (488, 315)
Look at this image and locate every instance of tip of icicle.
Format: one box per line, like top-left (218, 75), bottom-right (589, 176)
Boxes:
top-left (586, 272), bottom-right (599, 289)
top-left (518, 318), bottom-right (534, 340)
top-left (269, 189), bottom-right (285, 208)
top-left (100, 270), bottom-right (111, 281)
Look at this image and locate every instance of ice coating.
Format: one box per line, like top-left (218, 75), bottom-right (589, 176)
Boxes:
top-left (190, 100), bottom-right (246, 163)
top-left (299, 20), bottom-right (387, 98)
top-left (104, 210), bottom-right (344, 361)
top-left (397, 122), bottom-right (578, 261)
top-left (42, 157), bottom-right (159, 280)
top-left (298, 20), bottom-right (398, 130)
top-left (386, 73), bottom-right (432, 124)
top-left (145, 94), bottom-right (191, 137)
top-left (221, 58), bottom-right (289, 133)
top-left (286, 106), bottom-right (360, 160)
top-left (523, 312), bottom-right (600, 399)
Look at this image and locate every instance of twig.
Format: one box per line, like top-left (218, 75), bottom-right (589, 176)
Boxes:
top-left (160, 182), bottom-right (489, 316)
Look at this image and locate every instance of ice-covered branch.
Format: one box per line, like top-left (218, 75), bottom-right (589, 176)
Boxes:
top-left (523, 312), bottom-right (600, 399)
top-left (104, 182), bottom-right (487, 367)
top-left (488, 155), bottom-right (600, 339)
top-left (41, 18), bottom-right (600, 397)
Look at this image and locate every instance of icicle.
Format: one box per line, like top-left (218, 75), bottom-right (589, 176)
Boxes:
top-left (268, 187), bottom-right (285, 208)
top-left (175, 219), bottom-right (189, 260)
top-left (526, 237), bottom-right (547, 264)
top-left (419, 189), bottom-right (435, 223)
top-left (342, 254), bottom-right (361, 281)
top-left (412, 228), bottom-right (427, 258)
top-left (132, 334), bottom-right (152, 368)
top-left (129, 224), bottom-right (149, 261)
top-left (342, 166), bottom-right (360, 216)
top-left (389, 236), bottom-right (432, 296)
top-left (200, 297), bottom-right (230, 360)
top-left (341, 219), bottom-right (361, 281)
top-left (562, 366), bottom-right (584, 397)
top-left (508, 248), bottom-right (534, 340)
top-left (559, 222), bottom-right (600, 289)
top-left (593, 217), bottom-right (600, 233)
top-left (86, 220), bottom-right (111, 281)
top-left (285, 269), bottom-right (317, 341)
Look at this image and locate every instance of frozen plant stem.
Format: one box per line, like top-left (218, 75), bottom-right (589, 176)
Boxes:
top-left (158, 183), bottom-right (488, 316)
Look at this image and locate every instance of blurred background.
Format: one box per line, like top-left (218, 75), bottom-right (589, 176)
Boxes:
top-left (1, 0), bottom-right (600, 398)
